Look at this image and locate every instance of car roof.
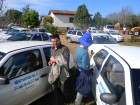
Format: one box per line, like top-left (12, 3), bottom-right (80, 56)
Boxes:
top-left (18, 32), bottom-right (47, 34)
top-left (0, 41), bottom-right (52, 53)
top-left (11, 27), bottom-right (29, 31)
top-left (106, 45), bottom-right (140, 68)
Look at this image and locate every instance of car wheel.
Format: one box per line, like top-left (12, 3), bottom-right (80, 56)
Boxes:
top-left (68, 38), bottom-right (72, 43)
top-left (134, 31), bottom-right (139, 36)
top-left (128, 31), bottom-right (132, 35)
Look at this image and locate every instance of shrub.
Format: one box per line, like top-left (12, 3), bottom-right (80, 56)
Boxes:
top-left (44, 24), bottom-right (58, 34)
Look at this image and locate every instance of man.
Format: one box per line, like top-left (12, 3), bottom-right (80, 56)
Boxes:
top-left (48, 33), bottom-right (70, 105)
top-left (75, 32), bottom-right (92, 105)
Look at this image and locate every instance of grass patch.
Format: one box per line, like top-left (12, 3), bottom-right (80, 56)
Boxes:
top-left (119, 41), bottom-right (140, 46)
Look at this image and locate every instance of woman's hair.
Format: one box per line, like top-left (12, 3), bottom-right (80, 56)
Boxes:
top-left (50, 33), bottom-right (60, 40)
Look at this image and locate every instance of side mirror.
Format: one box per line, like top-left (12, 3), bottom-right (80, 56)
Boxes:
top-left (100, 93), bottom-right (118, 104)
top-left (0, 76), bottom-right (10, 85)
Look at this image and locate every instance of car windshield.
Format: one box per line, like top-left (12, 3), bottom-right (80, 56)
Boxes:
top-left (8, 33), bottom-right (33, 41)
top-left (39, 29), bottom-right (47, 32)
top-left (93, 35), bottom-right (117, 44)
top-left (6, 28), bottom-right (19, 35)
top-left (107, 26), bottom-right (115, 29)
top-left (110, 32), bottom-right (119, 35)
top-left (0, 52), bottom-right (5, 61)
top-left (131, 69), bottom-right (140, 105)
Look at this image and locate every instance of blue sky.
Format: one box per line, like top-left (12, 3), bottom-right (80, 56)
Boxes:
top-left (4, 0), bottom-right (140, 17)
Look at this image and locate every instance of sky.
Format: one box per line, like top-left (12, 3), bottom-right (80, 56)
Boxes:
top-left (4, 0), bottom-right (140, 17)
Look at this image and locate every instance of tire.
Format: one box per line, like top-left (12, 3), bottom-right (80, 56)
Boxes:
top-left (128, 31), bottom-right (132, 35)
top-left (67, 38), bottom-right (72, 43)
top-left (134, 31), bottom-right (139, 36)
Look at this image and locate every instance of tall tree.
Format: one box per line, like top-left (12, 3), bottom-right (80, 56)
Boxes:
top-left (22, 10), bottom-right (39, 28)
top-left (22, 4), bottom-right (30, 14)
top-left (73, 4), bottom-right (90, 29)
top-left (92, 12), bottom-right (102, 29)
top-left (0, 0), bottom-right (4, 16)
top-left (4, 9), bottom-right (22, 24)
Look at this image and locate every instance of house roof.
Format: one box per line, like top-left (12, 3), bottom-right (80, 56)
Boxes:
top-left (49, 10), bottom-right (76, 15)
top-left (49, 10), bottom-right (93, 16)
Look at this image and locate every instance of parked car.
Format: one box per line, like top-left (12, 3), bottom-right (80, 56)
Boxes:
top-left (103, 25), bottom-right (119, 33)
top-left (32, 28), bottom-right (52, 36)
top-left (90, 30), bottom-right (105, 35)
top-left (0, 27), bottom-right (30, 41)
top-left (0, 41), bottom-right (74, 105)
top-left (128, 26), bottom-right (140, 35)
top-left (66, 30), bottom-right (86, 43)
top-left (88, 33), bottom-right (118, 55)
top-left (90, 45), bottom-right (140, 105)
top-left (89, 27), bottom-right (98, 31)
top-left (4, 32), bottom-right (50, 42)
top-left (105, 31), bottom-right (124, 42)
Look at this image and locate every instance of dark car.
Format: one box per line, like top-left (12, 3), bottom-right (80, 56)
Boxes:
top-left (7, 32), bottom-right (50, 41)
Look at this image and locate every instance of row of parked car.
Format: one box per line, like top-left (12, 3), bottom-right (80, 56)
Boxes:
top-left (66, 29), bottom-right (124, 43)
top-left (0, 26), bottom-right (52, 42)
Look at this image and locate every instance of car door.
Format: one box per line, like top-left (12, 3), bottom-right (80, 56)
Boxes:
top-left (0, 48), bottom-right (51, 105)
top-left (90, 49), bottom-right (109, 105)
top-left (75, 31), bottom-right (83, 42)
top-left (70, 30), bottom-right (77, 42)
top-left (91, 49), bottom-right (126, 105)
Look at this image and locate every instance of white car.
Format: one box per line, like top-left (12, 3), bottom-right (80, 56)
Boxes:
top-left (66, 30), bottom-right (86, 43)
top-left (0, 41), bottom-right (74, 105)
top-left (90, 30), bottom-right (105, 35)
top-left (90, 45), bottom-right (140, 105)
top-left (32, 28), bottom-right (52, 36)
top-left (105, 31), bottom-right (124, 42)
top-left (88, 33), bottom-right (118, 55)
top-left (0, 27), bottom-right (30, 42)
top-left (103, 25), bottom-right (119, 33)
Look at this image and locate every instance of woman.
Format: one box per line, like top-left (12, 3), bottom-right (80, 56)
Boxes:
top-left (75, 32), bottom-right (93, 105)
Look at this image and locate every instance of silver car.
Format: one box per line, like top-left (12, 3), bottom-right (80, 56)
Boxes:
top-left (66, 30), bottom-right (86, 43)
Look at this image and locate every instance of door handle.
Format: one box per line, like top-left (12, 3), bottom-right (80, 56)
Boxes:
top-left (40, 73), bottom-right (48, 78)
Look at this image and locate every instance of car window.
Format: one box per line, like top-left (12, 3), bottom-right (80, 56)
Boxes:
top-left (6, 28), bottom-right (19, 34)
top-left (93, 35), bottom-right (117, 44)
top-left (67, 30), bottom-right (72, 34)
top-left (32, 34), bottom-right (42, 41)
top-left (71, 31), bottom-right (76, 35)
top-left (93, 49), bottom-right (108, 70)
top-left (101, 55), bottom-right (125, 98)
top-left (77, 31), bottom-right (83, 36)
top-left (20, 30), bottom-right (29, 32)
top-left (43, 47), bottom-right (51, 66)
top-left (0, 50), bottom-right (43, 79)
top-left (41, 33), bottom-right (49, 41)
top-left (39, 29), bottom-right (47, 32)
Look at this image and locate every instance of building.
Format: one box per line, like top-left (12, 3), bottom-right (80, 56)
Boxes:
top-left (48, 10), bottom-right (76, 30)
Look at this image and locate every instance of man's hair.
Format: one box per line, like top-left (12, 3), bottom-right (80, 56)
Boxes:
top-left (50, 33), bottom-right (60, 40)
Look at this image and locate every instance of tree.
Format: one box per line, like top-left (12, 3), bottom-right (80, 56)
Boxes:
top-left (22, 10), bottom-right (39, 28)
top-left (92, 12), bottom-right (102, 29)
top-left (4, 9), bottom-right (22, 24)
top-left (40, 15), bottom-right (53, 27)
top-left (22, 4), bottom-right (30, 14)
top-left (73, 4), bottom-right (90, 29)
top-left (0, 0), bottom-right (5, 16)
